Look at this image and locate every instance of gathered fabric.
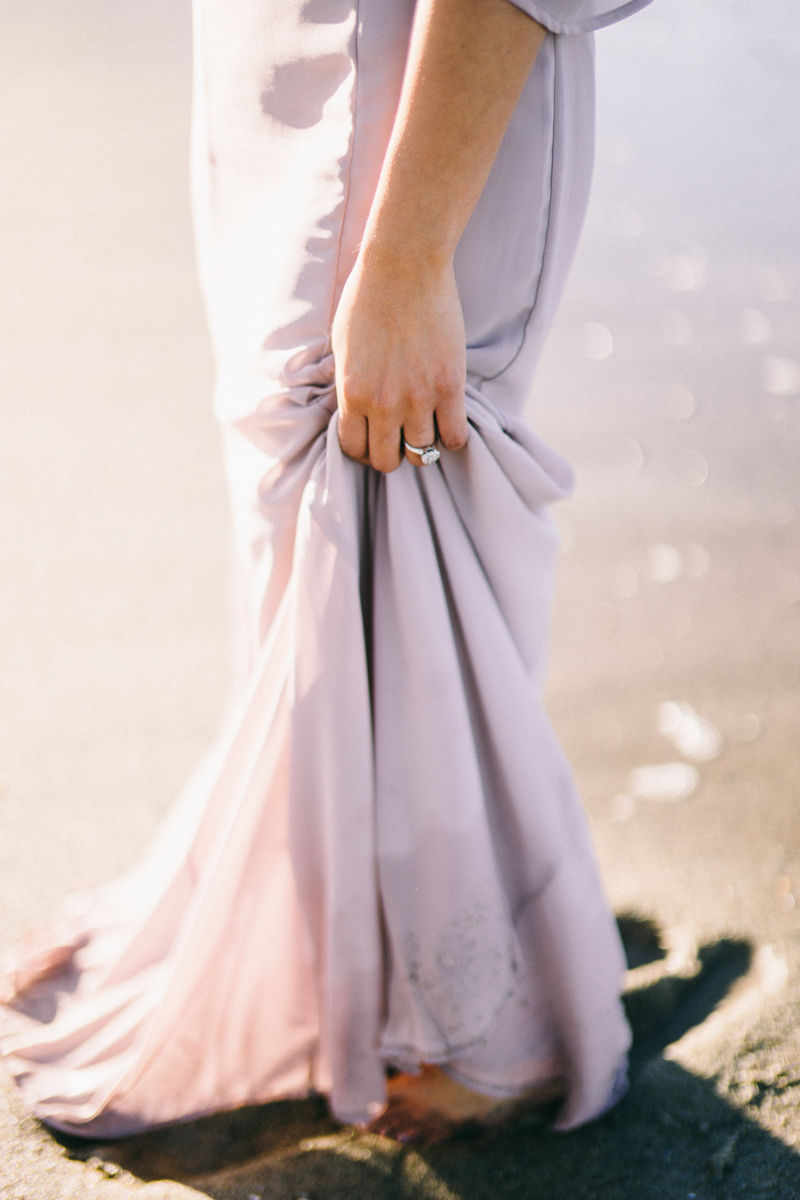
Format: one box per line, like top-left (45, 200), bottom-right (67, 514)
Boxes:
top-left (1, 386), bottom-right (628, 1134)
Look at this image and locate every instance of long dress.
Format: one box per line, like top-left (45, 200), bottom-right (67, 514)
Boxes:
top-left (1, 0), bottom-right (653, 1138)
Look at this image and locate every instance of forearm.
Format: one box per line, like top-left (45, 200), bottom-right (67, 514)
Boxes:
top-left (361, 0), bottom-right (546, 272)
top-left (334, 0), bottom-right (546, 471)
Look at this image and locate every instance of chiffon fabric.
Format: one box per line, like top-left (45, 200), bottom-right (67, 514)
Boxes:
top-left (1, 0), bottom-right (653, 1138)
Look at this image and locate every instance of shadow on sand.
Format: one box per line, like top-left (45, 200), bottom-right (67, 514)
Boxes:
top-left (54, 917), bottom-right (800, 1199)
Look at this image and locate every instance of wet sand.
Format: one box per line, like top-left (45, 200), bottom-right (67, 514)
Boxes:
top-left (1, 1), bottom-right (800, 1196)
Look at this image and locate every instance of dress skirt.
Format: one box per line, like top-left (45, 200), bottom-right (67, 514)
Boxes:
top-left (1, 0), bottom-right (653, 1138)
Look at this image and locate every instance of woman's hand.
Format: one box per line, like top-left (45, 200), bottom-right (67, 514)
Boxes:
top-left (332, 247), bottom-right (468, 473)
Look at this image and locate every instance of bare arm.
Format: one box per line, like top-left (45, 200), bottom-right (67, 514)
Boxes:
top-left (333, 0), bottom-right (546, 472)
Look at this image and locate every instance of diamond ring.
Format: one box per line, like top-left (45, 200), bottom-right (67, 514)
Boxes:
top-left (404, 441), bottom-right (440, 465)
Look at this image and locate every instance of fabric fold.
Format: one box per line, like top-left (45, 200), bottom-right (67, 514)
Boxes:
top-left (1, 389), bottom-right (628, 1135)
top-left (507, 0), bottom-right (654, 36)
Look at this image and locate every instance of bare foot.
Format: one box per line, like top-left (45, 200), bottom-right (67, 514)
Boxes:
top-left (367, 1063), bottom-right (566, 1147)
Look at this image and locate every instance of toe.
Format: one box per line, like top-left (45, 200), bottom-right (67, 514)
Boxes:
top-left (367, 1102), bottom-right (456, 1148)
top-left (368, 1103), bottom-right (425, 1143)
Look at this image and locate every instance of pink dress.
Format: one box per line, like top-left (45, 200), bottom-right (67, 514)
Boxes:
top-left (1, 0), bottom-right (653, 1137)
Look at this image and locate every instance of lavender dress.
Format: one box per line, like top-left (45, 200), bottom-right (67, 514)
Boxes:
top-left (1, 0), bottom-right (653, 1137)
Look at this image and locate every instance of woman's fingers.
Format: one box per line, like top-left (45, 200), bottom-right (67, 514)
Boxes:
top-left (367, 408), bottom-right (404, 473)
top-left (339, 389), bottom-right (468, 471)
top-left (434, 387), bottom-right (469, 452)
top-left (340, 391), bottom-right (404, 472)
top-left (403, 407), bottom-right (437, 465)
top-left (337, 408), bottom-right (370, 465)
top-left (403, 372), bottom-right (466, 464)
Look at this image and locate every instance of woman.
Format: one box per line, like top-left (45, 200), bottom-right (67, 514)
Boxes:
top-left (1, 0), bottom-right (652, 1146)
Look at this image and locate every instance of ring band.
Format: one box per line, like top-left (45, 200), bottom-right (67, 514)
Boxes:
top-left (404, 441), bottom-right (440, 465)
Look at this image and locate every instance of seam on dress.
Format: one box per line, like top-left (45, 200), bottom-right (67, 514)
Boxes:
top-left (326, 0), bottom-right (361, 334)
top-left (481, 34), bottom-right (559, 385)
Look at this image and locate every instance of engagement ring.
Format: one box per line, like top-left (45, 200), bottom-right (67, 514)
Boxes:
top-left (404, 442), bottom-right (440, 465)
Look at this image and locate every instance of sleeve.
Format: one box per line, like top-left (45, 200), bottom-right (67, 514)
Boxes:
top-left (506, 0), bottom-right (655, 36)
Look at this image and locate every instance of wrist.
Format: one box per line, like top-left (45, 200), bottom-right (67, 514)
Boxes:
top-left (357, 229), bottom-right (455, 282)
